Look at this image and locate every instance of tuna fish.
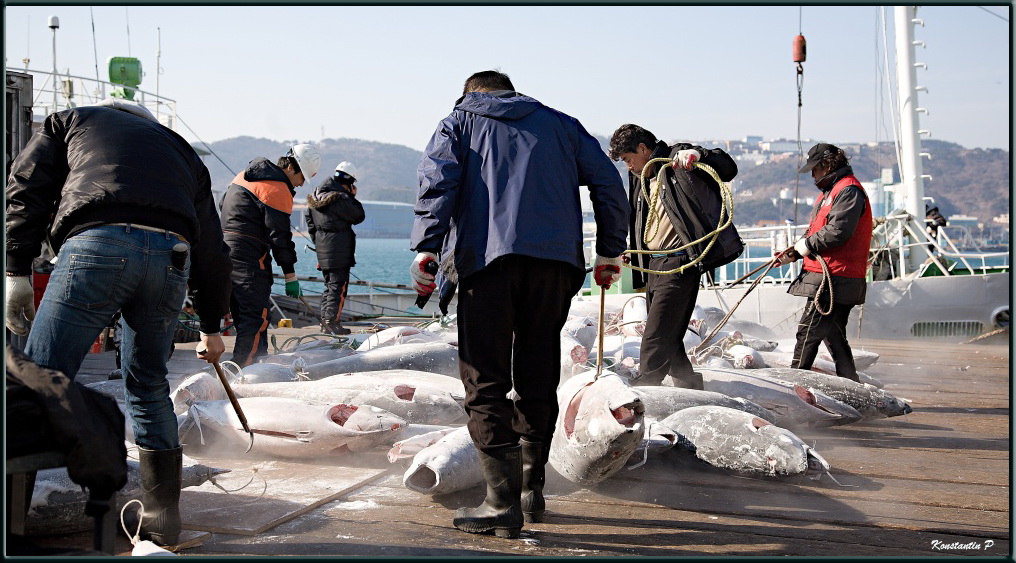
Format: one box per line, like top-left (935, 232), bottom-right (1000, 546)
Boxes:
top-left (759, 350), bottom-right (884, 388)
top-left (563, 316), bottom-right (598, 349)
top-left (745, 367), bottom-right (911, 420)
top-left (221, 359), bottom-right (308, 384)
top-left (388, 425), bottom-right (460, 463)
top-left (170, 371), bottom-right (226, 415)
top-left (228, 377), bottom-right (466, 425)
top-left (691, 306), bottom-right (779, 341)
top-left (304, 341), bottom-right (461, 379)
top-left (179, 397), bottom-right (406, 459)
top-left (403, 426), bottom-right (482, 495)
top-left (323, 370), bottom-right (466, 402)
top-left (655, 405), bottom-right (830, 477)
top-left (695, 367), bottom-right (862, 427)
top-left (560, 333), bottom-right (590, 384)
top-left (618, 295), bottom-right (648, 337)
top-left (357, 326), bottom-right (448, 351)
top-left (549, 371), bottom-right (646, 485)
top-left (25, 455), bottom-right (227, 536)
top-left (726, 344), bottom-right (765, 369)
top-left (260, 348), bottom-right (355, 367)
top-left (632, 386), bottom-right (778, 424)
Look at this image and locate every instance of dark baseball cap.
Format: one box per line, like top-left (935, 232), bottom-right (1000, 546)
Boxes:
top-left (798, 143), bottom-right (838, 173)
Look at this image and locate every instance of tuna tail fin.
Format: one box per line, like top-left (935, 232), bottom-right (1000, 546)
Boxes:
top-left (806, 444), bottom-right (858, 488)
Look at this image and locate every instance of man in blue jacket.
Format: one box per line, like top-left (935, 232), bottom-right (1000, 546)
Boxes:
top-left (410, 70), bottom-right (629, 538)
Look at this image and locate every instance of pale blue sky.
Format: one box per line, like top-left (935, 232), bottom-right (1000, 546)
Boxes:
top-left (5, 5), bottom-right (1011, 151)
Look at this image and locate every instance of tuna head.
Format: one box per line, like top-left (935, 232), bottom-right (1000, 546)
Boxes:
top-left (550, 372), bottom-right (646, 485)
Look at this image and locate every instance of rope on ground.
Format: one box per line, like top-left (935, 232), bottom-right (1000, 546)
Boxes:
top-left (690, 258), bottom-right (781, 356)
top-left (963, 327), bottom-right (1008, 344)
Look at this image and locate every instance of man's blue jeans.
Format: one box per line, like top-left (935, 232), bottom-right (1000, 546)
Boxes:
top-left (26, 225), bottom-right (190, 450)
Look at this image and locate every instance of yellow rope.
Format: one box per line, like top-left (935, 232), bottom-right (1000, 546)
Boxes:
top-left (625, 159), bottom-right (735, 276)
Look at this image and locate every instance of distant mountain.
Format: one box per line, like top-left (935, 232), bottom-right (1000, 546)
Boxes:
top-left (199, 137), bottom-right (1007, 224)
top-left (730, 139), bottom-right (1010, 225)
top-left (201, 136), bottom-right (422, 204)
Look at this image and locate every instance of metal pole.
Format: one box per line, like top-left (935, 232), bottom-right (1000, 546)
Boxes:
top-left (894, 6), bottom-right (928, 273)
top-left (49, 15), bottom-right (59, 114)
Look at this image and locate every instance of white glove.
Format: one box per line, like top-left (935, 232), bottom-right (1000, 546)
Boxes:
top-left (410, 252), bottom-right (438, 295)
top-left (593, 255), bottom-right (623, 289)
top-left (672, 149), bottom-right (701, 171)
top-left (794, 238), bottom-right (811, 257)
top-left (5, 275), bottom-right (36, 336)
top-left (774, 248), bottom-right (800, 266)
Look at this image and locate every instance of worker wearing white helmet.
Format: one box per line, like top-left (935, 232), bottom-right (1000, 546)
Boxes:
top-left (306, 161), bottom-right (365, 335)
top-left (219, 143), bottom-right (320, 365)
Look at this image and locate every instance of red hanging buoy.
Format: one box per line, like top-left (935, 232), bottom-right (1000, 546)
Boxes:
top-left (792, 34), bottom-right (807, 63)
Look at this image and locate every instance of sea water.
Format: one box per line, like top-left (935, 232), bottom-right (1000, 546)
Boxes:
top-left (272, 237), bottom-right (417, 298)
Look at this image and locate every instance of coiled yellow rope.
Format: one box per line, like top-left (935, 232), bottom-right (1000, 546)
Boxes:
top-left (625, 158), bottom-right (735, 276)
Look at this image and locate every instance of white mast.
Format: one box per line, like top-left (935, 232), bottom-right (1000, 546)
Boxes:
top-left (49, 15), bottom-right (59, 113)
top-left (894, 6), bottom-right (930, 271)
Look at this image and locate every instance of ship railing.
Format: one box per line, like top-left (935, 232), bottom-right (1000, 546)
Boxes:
top-left (6, 66), bottom-right (179, 131)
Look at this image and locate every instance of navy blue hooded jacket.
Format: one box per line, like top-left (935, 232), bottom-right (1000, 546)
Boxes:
top-left (411, 91), bottom-right (629, 280)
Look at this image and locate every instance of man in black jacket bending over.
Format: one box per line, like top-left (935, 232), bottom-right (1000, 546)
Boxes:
top-left (5, 98), bottom-right (232, 547)
top-left (609, 124), bottom-right (742, 389)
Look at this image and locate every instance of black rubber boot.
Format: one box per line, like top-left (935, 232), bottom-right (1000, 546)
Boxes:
top-left (520, 439), bottom-right (549, 523)
top-left (321, 320), bottom-right (351, 335)
top-left (670, 370), bottom-right (704, 390)
top-left (453, 445), bottom-right (523, 538)
top-left (136, 446), bottom-right (183, 546)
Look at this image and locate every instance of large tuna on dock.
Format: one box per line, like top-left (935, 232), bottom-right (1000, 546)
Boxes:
top-left (744, 367), bottom-right (912, 420)
top-left (303, 341), bottom-right (461, 378)
top-left (228, 377), bottom-right (466, 425)
top-left (402, 426), bottom-right (482, 495)
top-left (549, 371), bottom-right (646, 485)
top-left (632, 386), bottom-right (779, 424)
top-left (655, 405), bottom-right (830, 477)
top-left (179, 397), bottom-right (406, 459)
top-left (696, 367), bottom-right (862, 427)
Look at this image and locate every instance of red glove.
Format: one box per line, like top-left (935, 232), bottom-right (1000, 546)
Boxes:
top-left (410, 252), bottom-right (438, 296)
top-left (593, 255), bottom-right (623, 288)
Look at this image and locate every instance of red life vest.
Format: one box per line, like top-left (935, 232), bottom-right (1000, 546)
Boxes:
top-left (802, 175), bottom-right (872, 279)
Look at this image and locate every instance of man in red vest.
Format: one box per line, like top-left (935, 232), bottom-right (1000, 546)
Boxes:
top-left (777, 143), bottom-right (872, 381)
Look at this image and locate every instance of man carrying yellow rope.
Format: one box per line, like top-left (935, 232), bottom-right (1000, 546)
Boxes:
top-left (608, 124), bottom-right (742, 389)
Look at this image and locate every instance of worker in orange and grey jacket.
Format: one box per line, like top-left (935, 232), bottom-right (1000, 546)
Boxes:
top-left (777, 143), bottom-right (873, 382)
top-left (219, 144), bottom-right (320, 366)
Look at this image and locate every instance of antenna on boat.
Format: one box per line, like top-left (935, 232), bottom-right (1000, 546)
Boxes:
top-left (22, 16), bottom-right (30, 68)
top-left (49, 15), bottom-right (59, 114)
top-left (90, 7), bottom-right (101, 83)
top-left (156, 28), bottom-right (162, 104)
top-left (125, 7), bottom-right (132, 56)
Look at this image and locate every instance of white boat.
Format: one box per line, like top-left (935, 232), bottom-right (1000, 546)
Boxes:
top-left (590, 6), bottom-right (1009, 342)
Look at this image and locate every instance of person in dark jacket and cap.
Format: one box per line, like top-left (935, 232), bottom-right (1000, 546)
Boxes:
top-left (5, 97), bottom-right (233, 547)
top-left (219, 143), bottom-right (320, 366)
top-left (776, 142), bottom-right (872, 381)
top-left (410, 70), bottom-right (629, 539)
top-left (307, 161), bottom-right (366, 335)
